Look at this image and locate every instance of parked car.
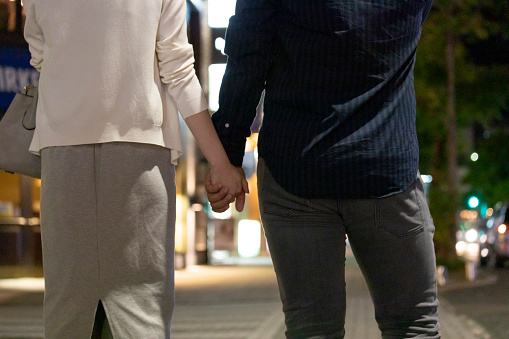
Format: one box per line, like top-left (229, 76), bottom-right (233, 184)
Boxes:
top-left (485, 201), bottom-right (509, 268)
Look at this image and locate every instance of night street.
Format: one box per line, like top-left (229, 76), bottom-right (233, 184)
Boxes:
top-left (1, 1), bottom-right (509, 338)
top-left (439, 265), bottom-right (509, 339)
top-left (2, 249), bottom-right (508, 338)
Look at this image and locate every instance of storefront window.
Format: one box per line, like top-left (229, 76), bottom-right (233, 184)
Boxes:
top-left (0, 172), bottom-right (41, 274)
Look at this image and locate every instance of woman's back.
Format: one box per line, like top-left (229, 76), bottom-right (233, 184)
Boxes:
top-left (24, 0), bottom-right (205, 158)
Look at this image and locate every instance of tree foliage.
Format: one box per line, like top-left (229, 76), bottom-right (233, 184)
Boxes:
top-left (414, 1), bottom-right (509, 261)
top-left (464, 129), bottom-right (509, 207)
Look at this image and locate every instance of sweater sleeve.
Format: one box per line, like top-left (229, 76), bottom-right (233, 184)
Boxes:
top-left (156, 0), bottom-right (208, 119)
top-left (23, 0), bottom-right (45, 72)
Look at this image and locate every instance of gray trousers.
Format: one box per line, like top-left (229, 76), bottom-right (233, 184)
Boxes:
top-left (257, 159), bottom-right (440, 339)
top-left (41, 143), bottom-right (176, 339)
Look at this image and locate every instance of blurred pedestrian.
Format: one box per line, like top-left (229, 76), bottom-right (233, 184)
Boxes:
top-left (23, 0), bottom-right (247, 338)
top-left (205, 1), bottom-right (440, 338)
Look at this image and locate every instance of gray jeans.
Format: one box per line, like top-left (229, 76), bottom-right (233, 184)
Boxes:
top-left (257, 159), bottom-right (439, 339)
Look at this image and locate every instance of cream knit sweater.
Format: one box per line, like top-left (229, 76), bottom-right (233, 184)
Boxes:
top-left (23, 0), bottom-right (208, 163)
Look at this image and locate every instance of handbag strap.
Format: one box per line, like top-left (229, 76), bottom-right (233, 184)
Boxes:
top-left (22, 85), bottom-right (38, 131)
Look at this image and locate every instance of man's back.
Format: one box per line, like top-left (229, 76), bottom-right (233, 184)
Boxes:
top-left (267, 1), bottom-right (431, 110)
top-left (214, 0), bottom-right (433, 198)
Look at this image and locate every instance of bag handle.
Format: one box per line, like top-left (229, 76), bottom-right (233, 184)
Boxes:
top-left (22, 85), bottom-right (38, 131)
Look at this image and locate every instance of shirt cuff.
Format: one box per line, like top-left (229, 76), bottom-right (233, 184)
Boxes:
top-left (218, 135), bottom-right (246, 167)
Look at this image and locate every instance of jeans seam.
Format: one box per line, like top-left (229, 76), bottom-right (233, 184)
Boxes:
top-left (259, 158), bottom-right (314, 217)
top-left (414, 180), bottom-right (426, 230)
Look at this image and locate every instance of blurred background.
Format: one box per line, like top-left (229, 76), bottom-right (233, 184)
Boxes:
top-left (0, 1), bottom-right (509, 337)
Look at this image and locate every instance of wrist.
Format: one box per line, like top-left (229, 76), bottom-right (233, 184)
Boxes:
top-left (207, 152), bottom-right (231, 169)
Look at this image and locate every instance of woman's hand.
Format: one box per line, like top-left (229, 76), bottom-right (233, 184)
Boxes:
top-left (183, 111), bottom-right (249, 212)
top-left (206, 166), bottom-right (249, 212)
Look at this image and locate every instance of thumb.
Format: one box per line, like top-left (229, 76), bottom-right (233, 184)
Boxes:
top-left (242, 178), bottom-right (250, 194)
top-left (205, 170), bottom-right (222, 193)
top-left (235, 193), bottom-right (246, 212)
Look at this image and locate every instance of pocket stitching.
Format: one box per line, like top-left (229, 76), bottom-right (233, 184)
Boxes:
top-left (259, 159), bottom-right (314, 218)
top-left (375, 181), bottom-right (425, 237)
top-left (263, 204), bottom-right (315, 218)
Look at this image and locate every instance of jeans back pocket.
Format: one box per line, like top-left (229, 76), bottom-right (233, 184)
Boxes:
top-left (375, 180), bottom-right (425, 237)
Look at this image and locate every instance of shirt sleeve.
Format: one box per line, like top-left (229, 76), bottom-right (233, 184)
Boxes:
top-left (23, 0), bottom-right (45, 72)
top-left (156, 0), bottom-right (208, 119)
top-left (212, 0), bottom-right (276, 166)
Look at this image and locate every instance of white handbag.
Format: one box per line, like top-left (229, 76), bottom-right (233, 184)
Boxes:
top-left (0, 86), bottom-right (41, 179)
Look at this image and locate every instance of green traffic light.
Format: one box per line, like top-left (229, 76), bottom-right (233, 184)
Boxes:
top-left (468, 196), bottom-right (480, 209)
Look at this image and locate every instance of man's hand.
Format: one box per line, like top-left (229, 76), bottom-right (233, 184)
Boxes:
top-left (205, 167), bottom-right (249, 213)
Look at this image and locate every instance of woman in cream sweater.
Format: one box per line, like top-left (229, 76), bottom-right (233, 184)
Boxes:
top-left (23, 0), bottom-right (247, 338)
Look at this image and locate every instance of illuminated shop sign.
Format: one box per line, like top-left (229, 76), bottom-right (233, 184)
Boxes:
top-left (0, 45), bottom-right (39, 111)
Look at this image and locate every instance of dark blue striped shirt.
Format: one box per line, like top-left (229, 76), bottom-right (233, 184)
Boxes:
top-left (213, 0), bottom-right (433, 198)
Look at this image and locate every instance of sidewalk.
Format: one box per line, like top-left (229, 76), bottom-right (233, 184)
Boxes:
top-left (0, 252), bottom-right (495, 339)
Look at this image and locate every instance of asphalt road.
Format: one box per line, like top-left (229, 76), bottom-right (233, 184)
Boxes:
top-left (438, 265), bottom-right (509, 339)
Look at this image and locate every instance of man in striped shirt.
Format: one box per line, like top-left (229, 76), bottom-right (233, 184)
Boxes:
top-left (206, 1), bottom-right (439, 338)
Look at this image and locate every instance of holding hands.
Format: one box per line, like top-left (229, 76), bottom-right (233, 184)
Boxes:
top-left (182, 110), bottom-right (248, 213)
top-left (206, 165), bottom-right (249, 213)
